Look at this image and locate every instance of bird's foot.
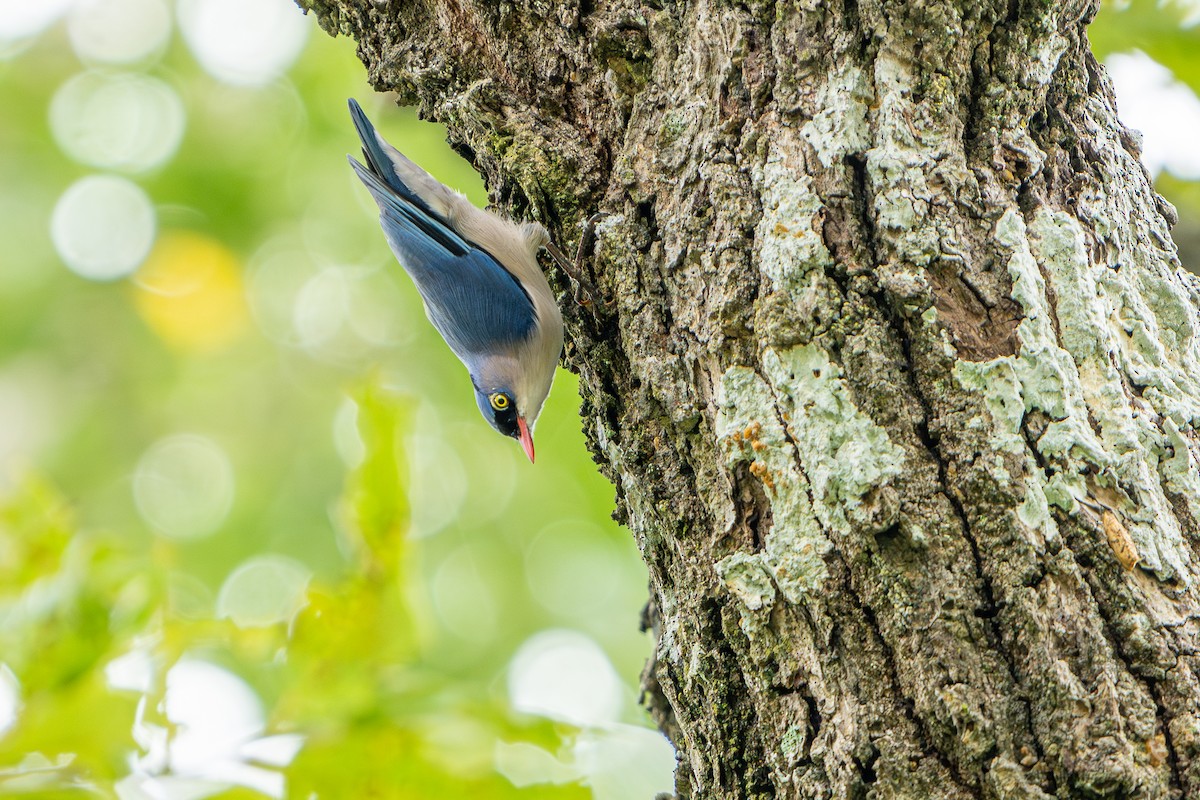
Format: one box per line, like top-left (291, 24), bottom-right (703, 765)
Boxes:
top-left (545, 239), bottom-right (601, 309)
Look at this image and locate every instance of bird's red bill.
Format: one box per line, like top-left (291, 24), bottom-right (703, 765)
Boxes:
top-left (517, 416), bottom-right (535, 463)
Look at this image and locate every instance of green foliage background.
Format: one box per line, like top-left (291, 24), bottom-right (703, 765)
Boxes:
top-left (0, 5), bottom-right (664, 797)
top-left (0, 1), bottom-right (1195, 797)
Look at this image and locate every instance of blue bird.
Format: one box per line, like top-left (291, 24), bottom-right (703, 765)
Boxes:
top-left (347, 98), bottom-right (564, 463)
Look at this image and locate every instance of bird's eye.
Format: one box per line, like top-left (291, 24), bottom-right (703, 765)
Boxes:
top-left (489, 393), bottom-right (510, 411)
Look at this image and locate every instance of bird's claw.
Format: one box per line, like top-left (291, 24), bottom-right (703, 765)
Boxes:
top-left (573, 283), bottom-right (593, 308)
top-left (545, 237), bottom-right (603, 309)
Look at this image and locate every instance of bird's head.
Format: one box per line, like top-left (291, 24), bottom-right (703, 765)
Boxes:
top-left (473, 383), bottom-right (536, 463)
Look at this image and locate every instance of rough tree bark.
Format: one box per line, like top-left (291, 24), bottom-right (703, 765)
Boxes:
top-left (298, 0), bottom-right (1200, 797)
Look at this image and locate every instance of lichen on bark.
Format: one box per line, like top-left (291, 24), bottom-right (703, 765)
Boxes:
top-left (302, 0), bottom-right (1200, 797)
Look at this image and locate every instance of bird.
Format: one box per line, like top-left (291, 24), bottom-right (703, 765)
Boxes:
top-left (346, 98), bottom-right (564, 463)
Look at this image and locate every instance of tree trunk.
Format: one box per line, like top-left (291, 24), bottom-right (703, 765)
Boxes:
top-left (299, 0), bottom-right (1200, 796)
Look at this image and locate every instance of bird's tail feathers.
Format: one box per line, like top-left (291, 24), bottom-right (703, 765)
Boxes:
top-left (347, 99), bottom-right (425, 205)
top-left (347, 98), bottom-right (465, 222)
top-left (348, 155), bottom-right (471, 258)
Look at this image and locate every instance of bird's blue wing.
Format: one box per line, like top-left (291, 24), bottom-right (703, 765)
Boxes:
top-left (349, 156), bottom-right (537, 357)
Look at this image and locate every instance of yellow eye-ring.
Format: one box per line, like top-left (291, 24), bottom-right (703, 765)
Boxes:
top-left (489, 393), bottom-right (510, 411)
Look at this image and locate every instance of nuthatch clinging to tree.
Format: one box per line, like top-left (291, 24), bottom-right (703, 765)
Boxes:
top-left (347, 99), bottom-right (564, 463)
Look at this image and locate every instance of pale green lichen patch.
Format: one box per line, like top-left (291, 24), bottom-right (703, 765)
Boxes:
top-left (863, 50), bottom-right (959, 267)
top-left (953, 358), bottom-right (1025, 460)
top-left (753, 150), bottom-right (834, 301)
top-left (978, 211), bottom-right (1109, 471)
top-left (716, 366), bottom-right (831, 603)
top-left (1029, 210), bottom-right (1193, 581)
top-left (1076, 113), bottom-right (1200, 539)
top-left (1043, 472), bottom-right (1087, 513)
top-left (954, 208), bottom-right (1198, 581)
top-left (760, 345), bottom-right (905, 528)
top-left (715, 552), bottom-right (777, 611)
top-left (1104, 264), bottom-right (1200, 429)
top-left (870, 149), bottom-right (932, 237)
top-left (1017, 474), bottom-right (1059, 546)
top-left (779, 724), bottom-right (806, 762)
top-left (800, 64), bottom-right (872, 167)
top-left (1160, 419), bottom-right (1200, 522)
top-left (995, 211), bottom-right (1093, 427)
top-left (714, 345), bottom-right (907, 605)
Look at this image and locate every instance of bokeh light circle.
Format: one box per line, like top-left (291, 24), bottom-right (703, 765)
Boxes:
top-left (177, 0), bottom-right (309, 87)
top-left (247, 238), bottom-right (316, 345)
top-left (292, 266), bottom-right (351, 349)
top-left (164, 658), bottom-right (264, 773)
top-left (216, 555), bottom-right (311, 628)
top-left (409, 430), bottom-right (468, 537)
top-left (0, 664), bottom-right (19, 736)
top-left (133, 231), bottom-right (249, 353)
top-left (574, 725), bottom-right (678, 800)
top-left (133, 434), bottom-right (235, 540)
top-left (431, 544), bottom-right (501, 643)
top-left (105, 647), bottom-right (156, 693)
top-left (525, 522), bottom-right (624, 619)
top-left (50, 174), bottom-right (156, 281)
top-left (67, 0), bottom-right (171, 65)
top-left (507, 630), bottom-right (624, 726)
top-left (50, 71), bottom-right (185, 172)
top-left (0, 0), bottom-right (72, 54)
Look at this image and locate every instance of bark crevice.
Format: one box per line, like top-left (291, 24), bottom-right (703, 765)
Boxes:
top-left (1066, 515), bottom-right (1188, 794)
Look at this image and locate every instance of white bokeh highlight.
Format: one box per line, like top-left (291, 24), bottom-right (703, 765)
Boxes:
top-left (216, 555), bottom-right (311, 628)
top-left (67, 0), bottom-right (171, 64)
top-left (0, 664), bottom-right (20, 737)
top-left (574, 725), bottom-right (677, 800)
top-left (177, 0), bottom-right (309, 87)
top-left (121, 658), bottom-right (304, 799)
top-left (407, 403), bottom-right (468, 538)
top-left (507, 629), bottom-right (623, 727)
top-left (494, 741), bottom-right (577, 788)
top-left (51, 71), bottom-right (186, 172)
top-left (246, 239), bottom-right (318, 346)
top-left (105, 646), bottom-right (157, 694)
top-left (525, 522), bottom-right (624, 619)
top-left (0, 0), bottom-right (72, 54)
top-left (288, 265), bottom-right (410, 360)
top-left (494, 725), bottom-right (675, 800)
top-left (1174, 0), bottom-right (1200, 27)
top-left (292, 266), bottom-right (352, 349)
top-left (0, 360), bottom-right (62, 489)
top-left (133, 434), bottom-right (235, 540)
top-left (1107, 50), bottom-right (1200, 180)
top-left (165, 660), bottom-right (265, 773)
top-left (51, 174), bottom-right (156, 281)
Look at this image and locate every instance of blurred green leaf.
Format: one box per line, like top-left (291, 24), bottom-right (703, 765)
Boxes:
top-left (1092, 0), bottom-right (1200, 92)
top-left (339, 379), bottom-right (411, 582)
top-left (0, 474), bottom-right (74, 589)
top-left (0, 478), bottom-right (145, 784)
top-left (0, 6), bottom-right (667, 798)
top-left (289, 720), bottom-right (590, 800)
